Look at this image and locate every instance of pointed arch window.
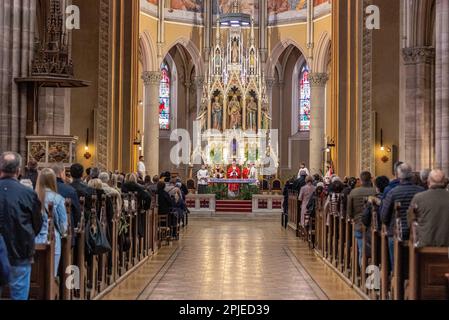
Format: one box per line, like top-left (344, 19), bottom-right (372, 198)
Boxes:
top-left (159, 62), bottom-right (171, 130)
top-left (299, 64), bottom-right (311, 132)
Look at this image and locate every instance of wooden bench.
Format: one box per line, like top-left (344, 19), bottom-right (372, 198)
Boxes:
top-left (406, 209), bottom-right (449, 300)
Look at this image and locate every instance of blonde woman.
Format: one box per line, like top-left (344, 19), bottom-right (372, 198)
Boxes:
top-left (35, 168), bottom-right (68, 276)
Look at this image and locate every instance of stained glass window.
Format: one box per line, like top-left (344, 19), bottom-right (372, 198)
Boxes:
top-left (159, 62), bottom-right (170, 130)
top-left (299, 65), bottom-right (311, 132)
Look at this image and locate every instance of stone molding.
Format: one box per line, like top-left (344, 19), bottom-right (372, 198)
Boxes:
top-left (309, 73), bottom-right (329, 87)
top-left (402, 47), bottom-right (435, 65)
top-left (142, 71), bottom-right (162, 86)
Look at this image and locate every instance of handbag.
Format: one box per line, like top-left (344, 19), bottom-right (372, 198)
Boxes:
top-left (0, 234), bottom-right (11, 286)
top-left (85, 216), bottom-right (112, 256)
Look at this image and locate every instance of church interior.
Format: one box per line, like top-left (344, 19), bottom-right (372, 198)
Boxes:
top-left (1, 0), bottom-right (449, 303)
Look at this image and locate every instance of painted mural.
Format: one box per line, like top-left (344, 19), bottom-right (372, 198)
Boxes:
top-left (268, 0), bottom-right (330, 14)
top-left (213, 0), bottom-right (259, 20)
top-left (170, 0), bottom-right (203, 13)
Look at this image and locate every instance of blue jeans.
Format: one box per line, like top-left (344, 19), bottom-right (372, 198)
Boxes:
top-left (355, 231), bottom-right (372, 268)
top-left (9, 264), bottom-right (32, 300)
top-left (388, 237), bottom-right (395, 271)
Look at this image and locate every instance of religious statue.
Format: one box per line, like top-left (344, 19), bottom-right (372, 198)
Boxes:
top-left (246, 96), bottom-right (258, 131)
top-left (228, 94), bottom-right (242, 129)
top-left (214, 49), bottom-right (221, 74)
top-left (261, 100), bottom-right (271, 130)
top-left (198, 98), bottom-right (208, 132)
top-left (211, 96), bottom-right (223, 131)
top-left (231, 38), bottom-right (239, 64)
top-left (249, 49), bottom-right (256, 74)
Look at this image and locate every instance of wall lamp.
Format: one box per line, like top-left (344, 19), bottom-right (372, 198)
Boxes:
top-left (84, 128), bottom-right (92, 160)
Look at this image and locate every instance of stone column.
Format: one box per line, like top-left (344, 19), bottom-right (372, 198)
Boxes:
top-left (435, 0), bottom-right (449, 174)
top-left (0, 0), bottom-right (36, 154)
top-left (142, 71), bottom-right (162, 177)
top-left (402, 47), bottom-right (435, 171)
top-left (309, 73), bottom-right (329, 175)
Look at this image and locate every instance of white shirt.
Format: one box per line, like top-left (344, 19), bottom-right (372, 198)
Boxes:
top-left (197, 169), bottom-right (210, 185)
top-left (137, 161), bottom-right (146, 177)
top-left (249, 167), bottom-right (257, 179)
top-left (297, 167), bottom-right (310, 179)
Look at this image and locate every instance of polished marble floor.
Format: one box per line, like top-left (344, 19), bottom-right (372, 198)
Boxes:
top-left (103, 216), bottom-right (360, 300)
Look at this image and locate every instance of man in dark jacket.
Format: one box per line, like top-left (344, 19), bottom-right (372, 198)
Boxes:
top-left (70, 163), bottom-right (94, 212)
top-left (408, 170), bottom-right (449, 247)
top-left (22, 159), bottom-right (39, 189)
top-left (0, 152), bottom-right (42, 300)
top-left (381, 163), bottom-right (425, 269)
top-left (0, 234), bottom-right (10, 297)
top-left (52, 163), bottom-right (81, 246)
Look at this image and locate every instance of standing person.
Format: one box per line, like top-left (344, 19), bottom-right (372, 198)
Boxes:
top-left (22, 159), bottom-right (39, 189)
top-left (298, 176), bottom-right (316, 228)
top-left (35, 169), bottom-right (68, 277)
top-left (0, 152), bottom-right (42, 300)
top-left (197, 165), bottom-right (210, 194)
top-left (0, 233), bottom-right (11, 297)
top-left (380, 163), bottom-right (425, 269)
top-left (297, 162), bottom-right (310, 179)
top-left (137, 156), bottom-right (146, 180)
top-left (70, 163), bottom-right (95, 212)
top-left (347, 171), bottom-right (377, 267)
top-left (52, 163), bottom-right (82, 247)
top-left (227, 160), bottom-right (241, 196)
top-left (408, 170), bottom-right (449, 247)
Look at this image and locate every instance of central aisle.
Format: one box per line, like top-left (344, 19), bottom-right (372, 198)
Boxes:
top-left (103, 217), bottom-right (361, 300)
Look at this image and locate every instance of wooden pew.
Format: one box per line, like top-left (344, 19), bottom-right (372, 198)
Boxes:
top-left (60, 199), bottom-right (73, 300)
top-left (73, 197), bottom-right (86, 300)
top-left (406, 208), bottom-right (449, 300)
top-left (380, 224), bottom-right (390, 300)
top-left (30, 202), bottom-right (58, 300)
top-left (337, 200), bottom-right (346, 272)
top-left (392, 202), bottom-right (408, 300)
top-left (343, 216), bottom-right (352, 277)
top-left (369, 208), bottom-right (381, 299)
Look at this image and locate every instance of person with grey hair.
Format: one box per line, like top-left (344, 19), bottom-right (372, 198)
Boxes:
top-left (0, 152), bottom-right (42, 300)
top-left (419, 168), bottom-right (431, 189)
top-left (380, 163), bottom-right (425, 270)
top-left (408, 169), bottom-right (449, 247)
top-left (99, 172), bottom-right (122, 212)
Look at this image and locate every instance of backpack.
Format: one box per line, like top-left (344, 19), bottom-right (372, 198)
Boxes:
top-left (0, 234), bottom-right (11, 286)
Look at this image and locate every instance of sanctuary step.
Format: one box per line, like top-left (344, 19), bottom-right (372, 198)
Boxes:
top-left (215, 200), bottom-right (252, 213)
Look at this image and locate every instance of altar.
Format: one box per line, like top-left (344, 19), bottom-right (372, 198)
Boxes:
top-left (192, 2), bottom-right (278, 175)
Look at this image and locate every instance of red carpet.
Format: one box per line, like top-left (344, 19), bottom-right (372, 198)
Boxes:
top-left (215, 200), bottom-right (252, 213)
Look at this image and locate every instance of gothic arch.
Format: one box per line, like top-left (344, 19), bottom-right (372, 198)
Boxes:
top-left (313, 31), bottom-right (331, 73)
top-left (139, 30), bottom-right (158, 72)
top-left (163, 37), bottom-right (204, 78)
top-left (267, 39), bottom-right (309, 79)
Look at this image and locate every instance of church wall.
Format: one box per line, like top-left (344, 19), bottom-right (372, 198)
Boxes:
top-left (71, 0), bottom-right (100, 170)
top-left (372, 0), bottom-right (400, 177)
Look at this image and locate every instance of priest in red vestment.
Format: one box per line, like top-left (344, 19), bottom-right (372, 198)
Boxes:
top-left (227, 160), bottom-right (241, 194)
top-left (242, 165), bottom-right (250, 179)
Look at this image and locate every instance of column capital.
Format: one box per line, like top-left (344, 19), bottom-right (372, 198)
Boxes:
top-left (142, 71), bottom-right (162, 86)
top-left (309, 73), bottom-right (329, 87)
top-left (266, 78), bottom-right (276, 89)
top-left (402, 47), bottom-right (435, 65)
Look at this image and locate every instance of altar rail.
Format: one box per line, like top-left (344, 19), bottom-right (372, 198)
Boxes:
top-left (186, 193), bottom-right (283, 215)
top-left (1, 192), bottom-right (186, 301)
top-left (287, 192), bottom-right (449, 300)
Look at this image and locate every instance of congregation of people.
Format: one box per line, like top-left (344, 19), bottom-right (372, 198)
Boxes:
top-left (285, 161), bottom-right (449, 271)
top-left (0, 152), bottom-right (189, 300)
